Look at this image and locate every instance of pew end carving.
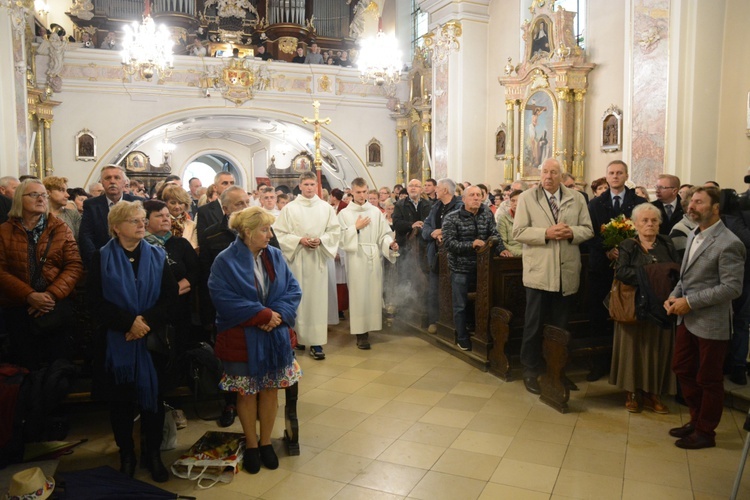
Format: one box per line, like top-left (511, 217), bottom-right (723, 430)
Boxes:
top-left (540, 324), bottom-right (572, 413)
top-left (488, 307), bottom-right (512, 380)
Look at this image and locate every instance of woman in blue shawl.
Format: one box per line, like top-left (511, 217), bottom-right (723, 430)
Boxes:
top-left (87, 201), bottom-right (178, 482)
top-left (208, 206), bottom-right (301, 474)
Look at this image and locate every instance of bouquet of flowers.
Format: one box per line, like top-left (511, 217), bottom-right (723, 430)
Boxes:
top-left (600, 214), bottom-right (636, 249)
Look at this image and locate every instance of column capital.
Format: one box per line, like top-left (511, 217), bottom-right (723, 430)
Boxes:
top-left (573, 89), bottom-right (587, 101)
top-left (419, 0), bottom-right (491, 27)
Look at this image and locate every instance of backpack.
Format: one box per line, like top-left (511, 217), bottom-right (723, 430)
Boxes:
top-left (0, 364), bottom-right (29, 466)
top-left (24, 359), bottom-right (77, 443)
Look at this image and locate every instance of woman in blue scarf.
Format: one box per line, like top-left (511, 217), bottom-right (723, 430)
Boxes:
top-left (87, 201), bottom-right (178, 482)
top-left (208, 206), bottom-right (302, 474)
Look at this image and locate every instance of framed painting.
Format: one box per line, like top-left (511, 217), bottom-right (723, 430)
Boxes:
top-left (291, 152), bottom-right (314, 173)
top-left (75, 128), bottom-right (96, 161)
top-left (520, 89), bottom-right (556, 179)
top-left (126, 151), bottom-right (148, 172)
top-left (367, 138), bottom-right (382, 167)
top-left (601, 105), bottom-right (622, 152)
top-left (495, 124), bottom-right (507, 160)
top-left (528, 16), bottom-right (552, 61)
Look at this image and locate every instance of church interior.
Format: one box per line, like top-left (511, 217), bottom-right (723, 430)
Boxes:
top-left (2, 0), bottom-right (750, 498)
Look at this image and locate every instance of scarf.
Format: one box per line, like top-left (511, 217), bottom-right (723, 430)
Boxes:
top-left (100, 239), bottom-right (165, 412)
top-left (171, 213), bottom-right (186, 238)
top-left (208, 237), bottom-right (301, 377)
top-left (145, 231), bottom-right (171, 247)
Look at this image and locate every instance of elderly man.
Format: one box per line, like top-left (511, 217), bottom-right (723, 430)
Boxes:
top-left (0, 176), bottom-right (19, 224)
top-left (443, 186), bottom-right (511, 351)
top-left (513, 158), bottom-right (593, 393)
top-left (392, 179), bottom-right (431, 253)
top-left (653, 174), bottom-right (683, 234)
top-left (88, 182), bottom-right (104, 197)
top-left (338, 178), bottom-right (398, 349)
top-left (79, 165), bottom-right (142, 266)
top-left (422, 178), bottom-right (463, 332)
top-left (188, 177), bottom-right (202, 218)
top-left (274, 172), bottom-right (341, 360)
top-left (196, 171), bottom-right (236, 246)
top-left (666, 187), bottom-right (745, 449)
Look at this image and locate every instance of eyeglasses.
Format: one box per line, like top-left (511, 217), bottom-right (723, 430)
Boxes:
top-left (23, 192), bottom-right (49, 199)
top-left (654, 186), bottom-right (676, 191)
top-left (124, 218), bottom-right (147, 225)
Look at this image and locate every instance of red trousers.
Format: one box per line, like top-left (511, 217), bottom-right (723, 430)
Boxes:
top-left (672, 324), bottom-right (728, 437)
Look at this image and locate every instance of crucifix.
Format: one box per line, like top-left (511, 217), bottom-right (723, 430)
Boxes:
top-left (302, 100), bottom-right (331, 196)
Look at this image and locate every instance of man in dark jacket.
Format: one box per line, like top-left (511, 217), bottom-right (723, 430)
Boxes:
top-left (422, 178), bottom-right (462, 332)
top-left (392, 179), bottom-right (432, 252)
top-left (443, 186), bottom-right (511, 351)
top-left (653, 174), bottom-right (683, 234)
top-left (196, 171), bottom-right (235, 247)
top-left (586, 160), bottom-right (647, 380)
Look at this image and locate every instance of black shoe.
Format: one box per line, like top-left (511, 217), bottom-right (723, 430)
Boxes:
top-left (562, 376), bottom-right (579, 391)
top-left (119, 449), bottom-right (136, 477)
top-left (339, 311), bottom-right (345, 320)
top-left (145, 450), bottom-right (169, 483)
top-left (244, 447), bottom-right (261, 474)
top-left (729, 366), bottom-right (748, 385)
top-left (456, 338), bottom-right (472, 351)
top-left (309, 346), bottom-right (325, 360)
top-left (219, 404), bottom-right (236, 428)
top-left (669, 422), bottom-right (695, 438)
top-left (356, 333), bottom-right (371, 350)
top-left (295, 344), bottom-right (306, 351)
top-left (259, 444), bottom-right (279, 470)
top-left (523, 376), bottom-right (541, 395)
top-left (675, 431), bottom-right (715, 450)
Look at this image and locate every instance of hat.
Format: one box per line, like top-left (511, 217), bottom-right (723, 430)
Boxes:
top-left (6, 468), bottom-right (55, 500)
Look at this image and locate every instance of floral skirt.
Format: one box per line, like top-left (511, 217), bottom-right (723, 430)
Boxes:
top-left (219, 359), bottom-right (302, 395)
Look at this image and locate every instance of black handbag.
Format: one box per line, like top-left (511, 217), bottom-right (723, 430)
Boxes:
top-left (146, 323), bottom-right (176, 355)
top-left (30, 229), bottom-right (74, 332)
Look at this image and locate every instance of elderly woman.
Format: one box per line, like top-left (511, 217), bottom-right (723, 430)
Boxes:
top-left (44, 176), bottom-right (81, 240)
top-left (610, 203), bottom-right (678, 413)
top-left (160, 185), bottom-right (198, 249)
top-left (86, 201), bottom-right (178, 482)
top-left (144, 199), bottom-right (199, 349)
top-left (208, 206), bottom-right (301, 474)
top-left (383, 198), bottom-right (396, 230)
top-left (0, 179), bottom-right (83, 369)
top-left (497, 189), bottom-right (523, 257)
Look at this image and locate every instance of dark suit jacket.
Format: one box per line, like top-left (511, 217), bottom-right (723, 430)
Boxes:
top-left (587, 187), bottom-right (647, 273)
top-left (0, 194), bottom-right (11, 225)
top-left (392, 197), bottom-right (431, 249)
top-left (652, 196), bottom-right (683, 235)
top-left (196, 200), bottom-right (224, 247)
top-left (79, 193), bottom-right (142, 266)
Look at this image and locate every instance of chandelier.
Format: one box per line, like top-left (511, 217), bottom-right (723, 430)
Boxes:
top-left (121, 0), bottom-right (174, 81)
top-left (358, 31), bottom-right (402, 88)
top-left (423, 20), bottom-right (462, 66)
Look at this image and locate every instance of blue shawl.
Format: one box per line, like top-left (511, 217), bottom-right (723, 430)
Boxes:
top-left (101, 239), bottom-right (165, 412)
top-left (208, 237), bottom-right (301, 377)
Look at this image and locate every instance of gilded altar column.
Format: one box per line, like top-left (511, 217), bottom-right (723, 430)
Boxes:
top-left (504, 99), bottom-right (515, 182)
top-left (421, 114), bottom-right (432, 183)
top-left (42, 118), bottom-right (53, 177)
top-left (555, 87), bottom-right (570, 172)
top-left (396, 129), bottom-right (405, 185)
top-left (572, 89), bottom-right (586, 180)
top-left (35, 117), bottom-right (45, 179)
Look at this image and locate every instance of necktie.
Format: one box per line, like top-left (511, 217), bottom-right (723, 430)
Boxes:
top-left (665, 204), bottom-right (673, 219)
top-left (549, 195), bottom-right (559, 222)
top-left (613, 195), bottom-right (621, 212)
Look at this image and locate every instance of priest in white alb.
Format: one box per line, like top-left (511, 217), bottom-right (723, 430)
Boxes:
top-left (337, 177), bottom-right (399, 349)
top-left (274, 172), bottom-right (341, 360)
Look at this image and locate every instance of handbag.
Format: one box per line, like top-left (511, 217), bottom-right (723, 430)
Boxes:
top-left (171, 431), bottom-right (245, 489)
top-left (30, 228), bottom-right (74, 332)
top-left (608, 278), bottom-right (638, 323)
top-left (146, 323), bottom-right (176, 356)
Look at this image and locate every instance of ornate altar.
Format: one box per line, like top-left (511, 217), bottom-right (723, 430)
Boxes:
top-left (498, 1), bottom-right (594, 182)
top-left (120, 150), bottom-right (172, 191)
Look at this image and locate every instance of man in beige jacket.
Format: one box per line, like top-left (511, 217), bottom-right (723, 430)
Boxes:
top-left (513, 159), bottom-right (593, 394)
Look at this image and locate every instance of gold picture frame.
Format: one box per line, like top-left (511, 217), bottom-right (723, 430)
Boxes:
top-left (291, 152), bottom-right (314, 173)
top-left (75, 128), bottom-right (97, 161)
top-left (601, 105), bottom-right (623, 153)
top-left (519, 88), bottom-right (557, 179)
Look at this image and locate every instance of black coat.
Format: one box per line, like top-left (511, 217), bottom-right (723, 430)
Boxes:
top-left (196, 200), bottom-right (223, 248)
top-left (587, 188), bottom-right (647, 273)
top-left (79, 193), bottom-right (143, 267)
top-left (0, 194), bottom-right (11, 225)
top-left (392, 197), bottom-right (431, 249)
top-left (652, 197), bottom-right (684, 235)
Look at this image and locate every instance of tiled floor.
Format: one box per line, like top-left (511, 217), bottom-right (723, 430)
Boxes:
top-left (57, 321), bottom-right (750, 499)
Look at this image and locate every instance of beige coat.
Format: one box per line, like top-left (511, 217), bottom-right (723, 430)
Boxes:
top-left (512, 186), bottom-right (593, 295)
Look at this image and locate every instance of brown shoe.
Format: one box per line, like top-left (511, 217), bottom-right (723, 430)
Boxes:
top-left (669, 422), bottom-right (695, 438)
top-left (675, 431), bottom-right (715, 450)
top-left (642, 393), bottom-right (669, 414)
top-left (625, 392), bottom-right (640, 413)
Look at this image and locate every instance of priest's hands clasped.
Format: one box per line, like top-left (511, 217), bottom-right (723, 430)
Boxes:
top-left (300, 236), bottom-right (321, 248)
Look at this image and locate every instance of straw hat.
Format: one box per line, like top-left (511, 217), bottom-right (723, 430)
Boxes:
top-left (5, 467), bottom-right (54, 500)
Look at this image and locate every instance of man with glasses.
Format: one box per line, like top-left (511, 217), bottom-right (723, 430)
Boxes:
top-left (653, 174), bottom-right (683, 234)
top-left (80, 165), bottom-right (142, 266)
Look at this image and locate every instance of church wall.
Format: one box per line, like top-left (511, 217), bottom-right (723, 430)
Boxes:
top-left (0, 9), bottom-right (20, 179)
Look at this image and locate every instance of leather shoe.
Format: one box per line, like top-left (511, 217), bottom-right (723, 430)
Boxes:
top-left (523, 376), bottom-right (541, 395)
top-left (669, 422), bottom-right (695, 438)
top-left (729, 366), bottom-right (748, 385)
top-left (259, 444), bottom-right (279, 470)
top-left (675, 431), bottom-right (715, 450)
top-left (219, 404), bottom-right (236, 427)
top-left (119, 449), bottom-right (136, 477)
top-left (145, 450), bottom-right (169, 483)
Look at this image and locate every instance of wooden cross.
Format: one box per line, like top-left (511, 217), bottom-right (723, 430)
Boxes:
top-left (302, 100), bottom-right (331, 196)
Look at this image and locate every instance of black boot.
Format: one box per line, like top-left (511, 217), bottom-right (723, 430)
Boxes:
top-left (146, 450), bottom-right (169, 483)
top-left (119, 449), bottom-right (137, 477)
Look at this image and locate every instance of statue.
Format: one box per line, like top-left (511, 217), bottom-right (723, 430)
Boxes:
top-left (38, 32), bottom-right (66, 92)
top-left (349, 0), bottom-right (370, 39)
top-left (69, 0), bottom-right (94, 20)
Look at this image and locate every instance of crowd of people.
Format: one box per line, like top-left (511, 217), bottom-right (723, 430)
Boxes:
top-left (1, 159), bottom-right (749, 481)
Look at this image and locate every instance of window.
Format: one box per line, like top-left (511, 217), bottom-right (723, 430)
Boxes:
top-left (411, 0), bottom-right (429, 58)
top-left (555, 0), bottom-right (586, 48)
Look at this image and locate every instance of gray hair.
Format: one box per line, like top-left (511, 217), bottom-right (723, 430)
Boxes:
top-left (8, 179), bottom-right (45, 219)
top-left (0, 176), bottom-right (19, 188)
top-left (437, 178), bottom-right (456, 194)
top-left (220, 185), bottom-right (246, 207)
top-left (631, 203), bottom-right (662, 225)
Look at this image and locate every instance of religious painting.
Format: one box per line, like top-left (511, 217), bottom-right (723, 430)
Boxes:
top-left (255, 176), bottom-right (271, 187)
top-left (495, 124), bottom-right (507, 160)
top-left (529, 17), bottom-right (552, 60)
top-left (75, 128), bottom-right (96, 161)
top-left (126, 151), bottom-right (148, 172)
top-left (366, 138), bottom-right (382, 167)
top-left (601, 105), bottom-right (623, 152)
top-left (291, 152), bottom-right (314, 173)
top-left (520, 89), bottom-right (556, 179)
